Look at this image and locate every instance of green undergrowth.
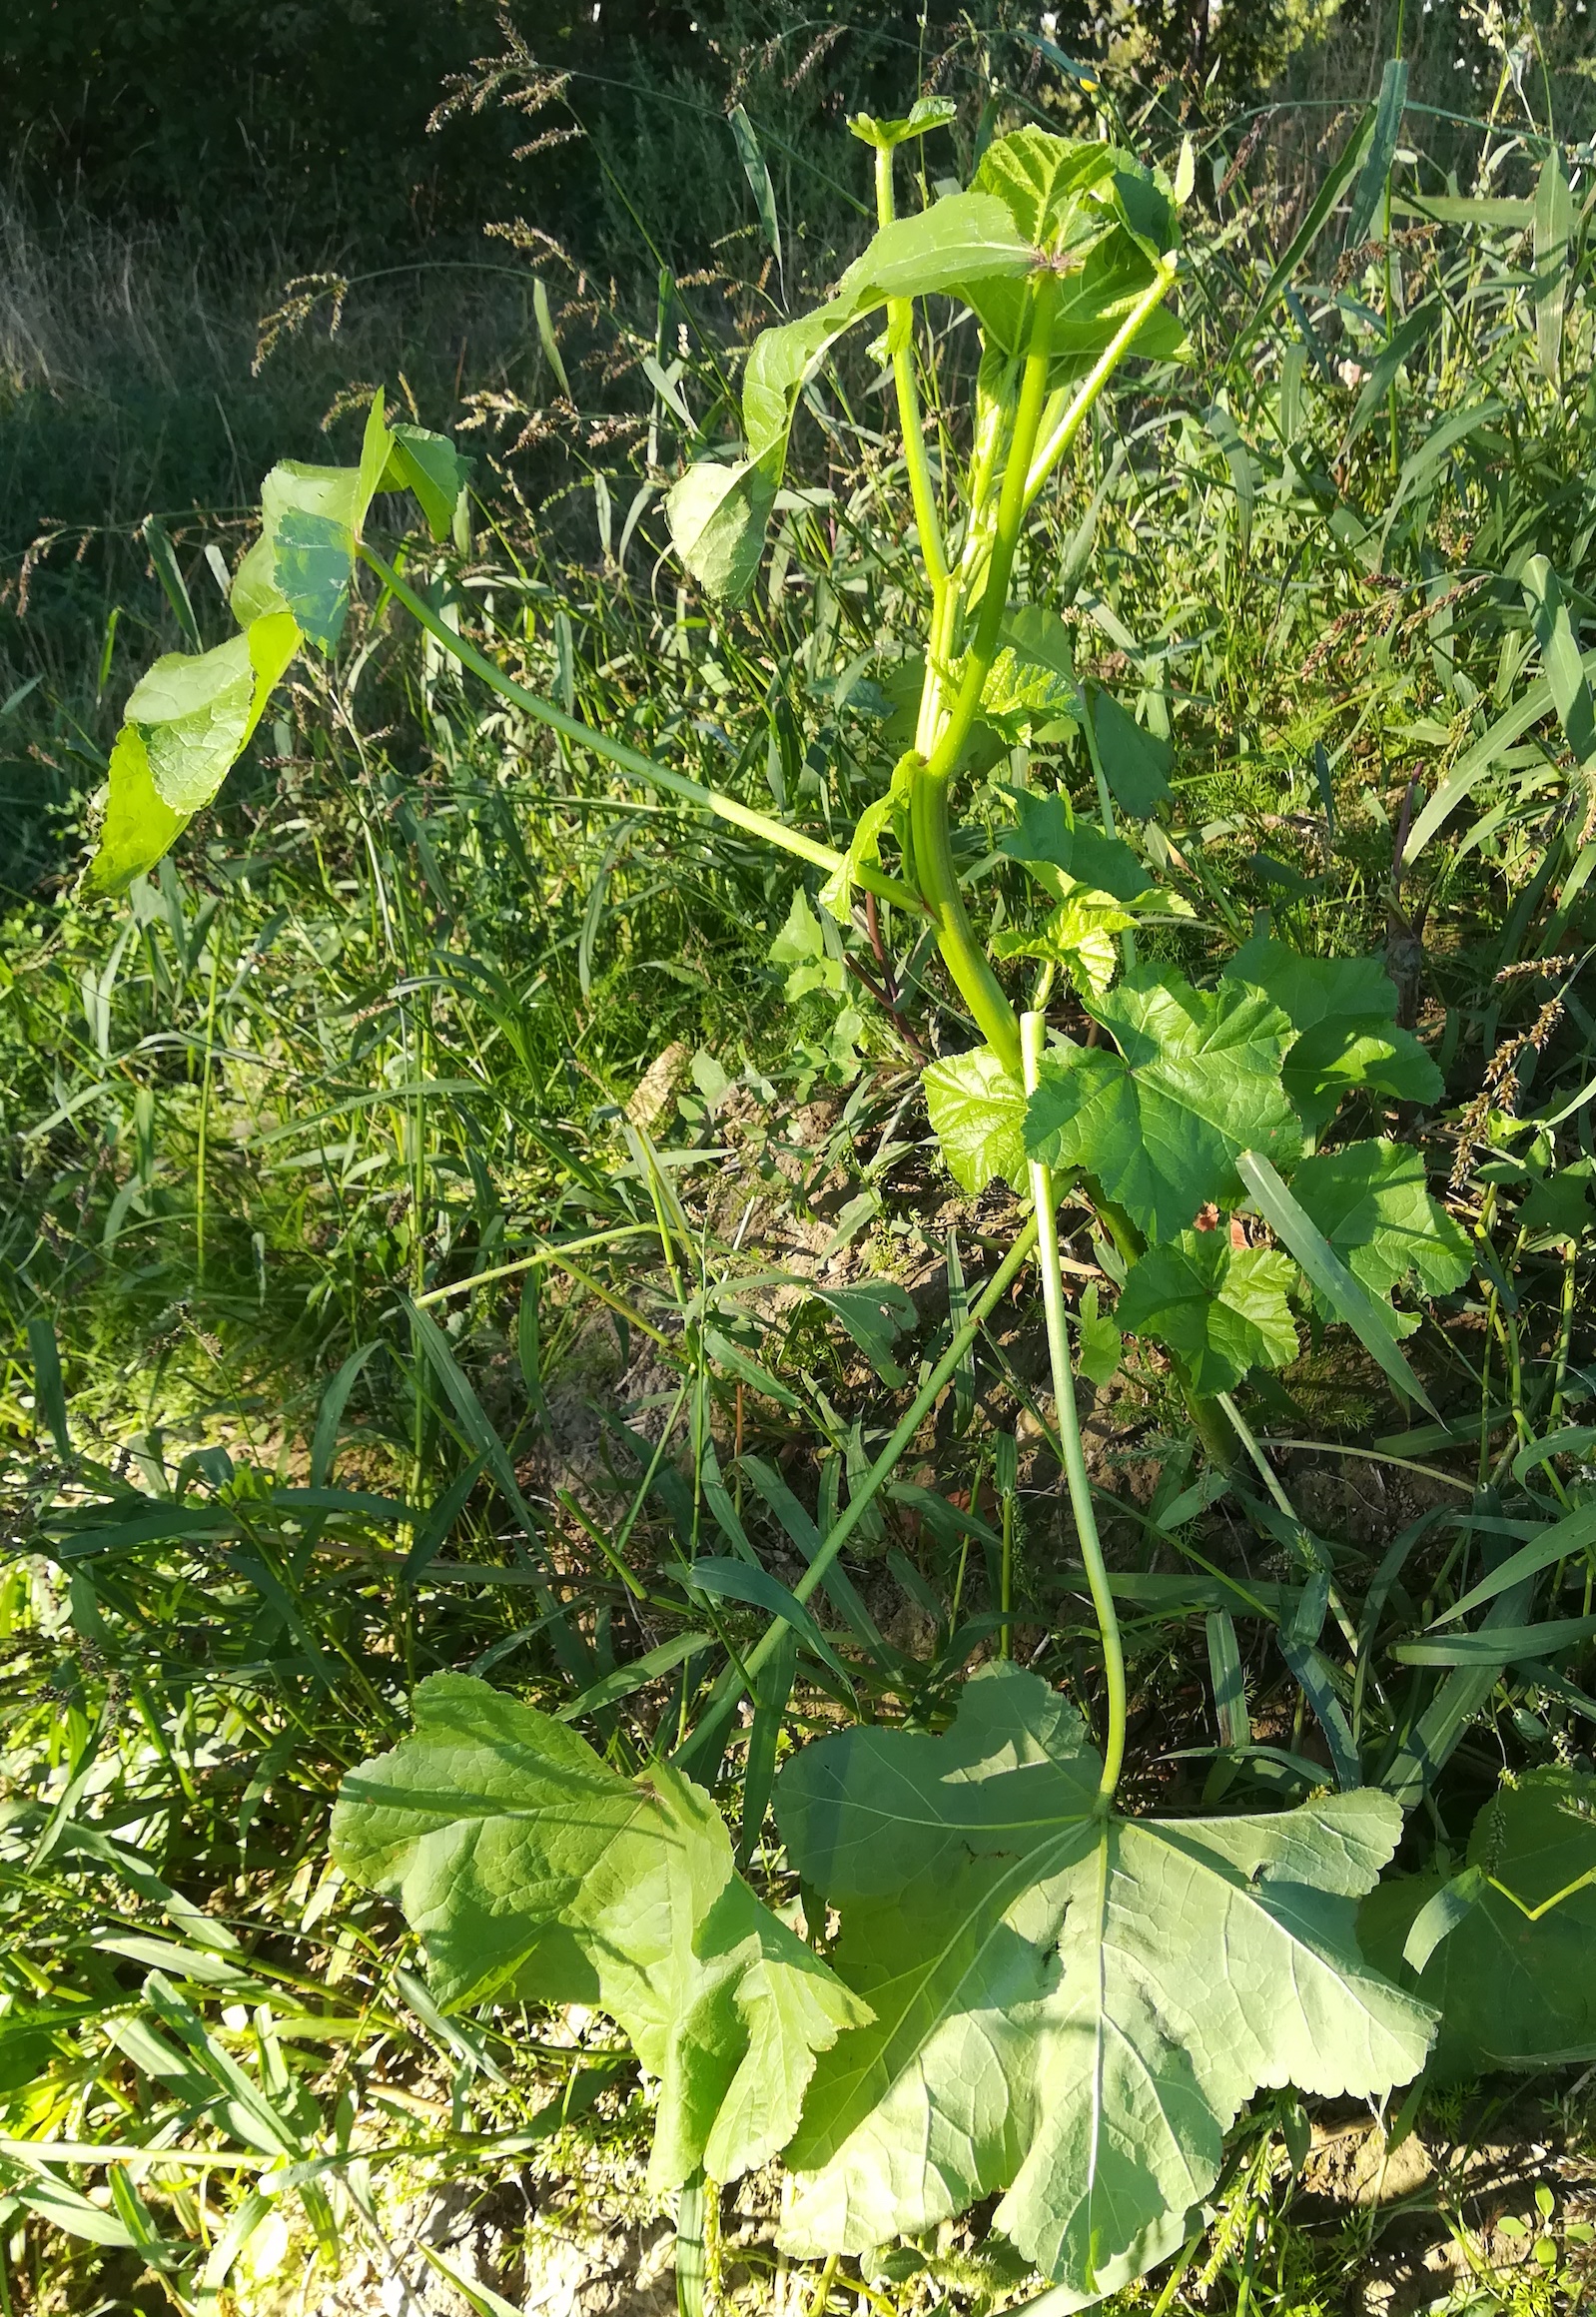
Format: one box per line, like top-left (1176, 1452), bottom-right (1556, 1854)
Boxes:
top-left (6, 28), bottom-right (1596, 2317)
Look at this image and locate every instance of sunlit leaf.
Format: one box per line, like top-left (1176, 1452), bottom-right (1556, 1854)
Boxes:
top-left (332, 1675), bottom-right (868, 2192)
top-left (776, 1663), bottom-right (1432, 2297)
top-left (231, 394), bottom-right (392, 647)
top-left (85, 613), bottom-right (299, 895)
top-left (992, 880), bottom-right (1134, 1000)
top-left (1118, 1228), bottom-right (1298, 1392)
top-left (1025, 967), bottom-right (1299, 1240)
top-left (923, 1046), bottom-right (1028, 1194)
top-left (664, 459), bottom-right (777, 603)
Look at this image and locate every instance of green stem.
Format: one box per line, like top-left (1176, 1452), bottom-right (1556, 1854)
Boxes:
top-left (357, 543), bottom-right (925, 919)
top-left (908, 765), bottom-right (1022, 1070)
top-left (1548, 1237), bottom-right (1577, 1431)
top-left (875, 145), bottom-right (948, 595)
top-left (1022, 259), bottom-right (1180, 510)
top-left (1022, 1010), bottom-right (1126, 1807)
top-left (909, 274), bottom-right (1062, 1074)
top-left (194, 922), bottom-right (223, 1282)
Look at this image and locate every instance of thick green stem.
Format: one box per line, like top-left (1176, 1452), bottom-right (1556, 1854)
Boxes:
top-left (909, 767), bottom-right (1022, 1071)
top-left (357, 543), bottom-right (925, 918)
top-left (907, 274), bottom-right (1062, 1075)
top-left (1022, 1010), bottom-right (1126, 1807)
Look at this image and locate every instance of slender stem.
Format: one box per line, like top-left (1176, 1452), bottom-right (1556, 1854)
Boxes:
top-left (1022, 1010), bottom-right (1126, 1807)
top-left (194, 921), bottom-right (223, 1282)
top-left (1022, 260), bottom-right (1179, 511)
top-left (410, 1224), bottom-right (662, 1307)
top-left (1000, 1485), bottom-right (1015, 1659)
top-left (1548, 1238), bottom-right (1577, 1431)
top-left (924, 276), bottom-right (1061, 787)
top-left (908, 765), bottom-right (1022, 1070)
top-left (906, 275), bottom-right (1062, 1075)
top-left (357, 542), bottom-right (926, 918)
top-left (875, 145), bottom-right (948, 594)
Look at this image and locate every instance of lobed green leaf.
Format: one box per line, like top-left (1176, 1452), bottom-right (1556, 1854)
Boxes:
top-left (332, 1675), bottom-right (869, 2192)
top-left (1223, 936), bottom-right (1442, 1135)
top-left (1290, 1140), bottom-right (1471, 1313)
top-left (1025, 967), bottom-right (1299, 1241)
top-left (775, 1663), bottom-right (1433, 2297)
top-left (1117, 1228), bottom-right (1299, 1393)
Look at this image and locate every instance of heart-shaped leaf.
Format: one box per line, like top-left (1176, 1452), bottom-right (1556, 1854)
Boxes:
top-left (923, 1046), bottom-right (1028, 1194)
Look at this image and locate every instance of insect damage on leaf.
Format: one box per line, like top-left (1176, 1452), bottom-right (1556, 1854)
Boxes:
top-left (1025, 965), bottom-right (1300, 1241)
top-left (774, 1662), bottom-right (1433, 2298)
top-left (332, 1675), bottom-right (869, 2193)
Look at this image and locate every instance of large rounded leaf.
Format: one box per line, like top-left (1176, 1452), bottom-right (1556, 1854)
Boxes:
top-left (775, 1662), bottom-right (1434, 2298)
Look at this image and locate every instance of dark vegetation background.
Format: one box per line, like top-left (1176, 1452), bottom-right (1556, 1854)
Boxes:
top-left (3, 0), bottom-right (1589, 896)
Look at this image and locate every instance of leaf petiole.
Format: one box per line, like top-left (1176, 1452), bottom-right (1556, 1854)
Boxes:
top-left (1022, 1008), bottom-right (1126, 1806)
top-left (357, 541), bottom-right (928, 919)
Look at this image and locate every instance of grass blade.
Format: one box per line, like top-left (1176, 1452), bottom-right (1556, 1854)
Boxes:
top-left (555, 1631), bottom-right (717, 1723)
top-left (1534, 143), bottom-right (1572, 383)
top-left (1204, 1610), bottom-right (1250, 1748)
top-left (27, 1313), bottom-right (70, 1459)
top-left (309, 1341), bottom-right (377, 1488)
top-left (1235, 1150), bottom-right (1436, 1416)
top-left (1523, 553), bottom-right (1596, 773)
top-left (729, 106), bottom-right (783, 300)
top-left (1393, 1612), bottom-right (1596, 1665)
top-left (1345, 59), bottom-right (1407, 250)
top-left (1430, 1497), bottom-right (1596, 1625)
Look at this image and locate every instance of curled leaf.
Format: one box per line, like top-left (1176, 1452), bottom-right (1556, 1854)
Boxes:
top-left (332, 1675), bottom-right (869, 2192)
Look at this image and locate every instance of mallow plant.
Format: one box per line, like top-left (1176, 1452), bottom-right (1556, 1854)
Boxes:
top-left (85, 114), bottom-right (1463, 2299)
